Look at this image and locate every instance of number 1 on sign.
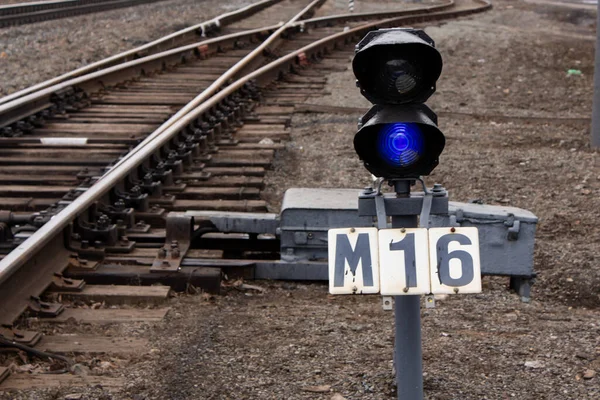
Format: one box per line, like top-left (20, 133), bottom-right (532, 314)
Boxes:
top-left (379, 229), bottom-right (430, 295)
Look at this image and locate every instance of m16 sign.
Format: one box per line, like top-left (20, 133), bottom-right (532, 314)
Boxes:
top-left (328, 227), bottom-right (481, 295)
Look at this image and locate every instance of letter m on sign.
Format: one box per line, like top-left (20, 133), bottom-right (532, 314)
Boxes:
top-left (327, 228), bottom-right (380, 295)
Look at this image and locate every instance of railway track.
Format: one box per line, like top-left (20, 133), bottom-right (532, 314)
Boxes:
top-left (0, 0), bottom-right (173, 28)
top-left (0, 0), bottom-right (491, 392)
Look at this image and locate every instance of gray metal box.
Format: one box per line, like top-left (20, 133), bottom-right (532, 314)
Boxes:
top-left (279, 188), bottom-right (538, 279)
top-left (280, 188), bottom-right (374, 262)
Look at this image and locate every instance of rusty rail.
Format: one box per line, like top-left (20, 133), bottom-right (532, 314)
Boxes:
top-left (0, 25), bottom-right (281, 128)
top-left (0, 0), bottom-right (285, 106)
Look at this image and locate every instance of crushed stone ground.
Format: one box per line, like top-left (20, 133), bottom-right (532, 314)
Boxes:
top-left (1, 0), bottom-right (600, 399)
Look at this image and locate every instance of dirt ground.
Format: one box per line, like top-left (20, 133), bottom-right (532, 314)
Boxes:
top-left (1, 0), bottom-right (600, 399)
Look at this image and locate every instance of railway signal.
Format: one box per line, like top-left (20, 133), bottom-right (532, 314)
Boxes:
top-left (329, 28), bottom-right (483, 400)
top-left (352, 28), bottom-right (445, 179)
top-left (336, 29), bottom-right (485, 301)
top-left (318, 26), bottom-right (535, 400)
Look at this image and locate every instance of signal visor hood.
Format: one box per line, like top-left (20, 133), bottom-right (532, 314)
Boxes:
top-left (352, 28), bottom-right (443, 105)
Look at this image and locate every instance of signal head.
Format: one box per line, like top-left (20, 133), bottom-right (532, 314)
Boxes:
top-left (354, 105), bottom-right (445, 179)
top-left (352, 28), bottom-right (442, 105)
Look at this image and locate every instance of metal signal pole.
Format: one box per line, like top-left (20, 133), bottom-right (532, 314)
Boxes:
top-left (390, 180), bottom-right (423, 400)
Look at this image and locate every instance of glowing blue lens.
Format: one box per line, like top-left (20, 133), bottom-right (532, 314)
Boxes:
top-left (376, 123), bottom-right (424, 167)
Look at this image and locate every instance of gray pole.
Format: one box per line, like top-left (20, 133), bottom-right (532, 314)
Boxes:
top-left (591, 0), bottom-right (600, 147)
top-left (391, 180), bottom-right (423, 400)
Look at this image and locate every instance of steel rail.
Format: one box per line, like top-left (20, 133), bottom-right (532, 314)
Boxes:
top-left (0, 24), bottom-right (283, 127)
top-left (0, 0), bottom-right (453, 127)
top-left (0, 0), bottom-right (491, 288)
top-left (0, 0), bottom-right (168, 27)
top-left (0, 0), bottom-right (285, 106)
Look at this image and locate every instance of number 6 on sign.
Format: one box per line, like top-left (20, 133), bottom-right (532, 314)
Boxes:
top-left (429, 227), bottom-right (482, 294)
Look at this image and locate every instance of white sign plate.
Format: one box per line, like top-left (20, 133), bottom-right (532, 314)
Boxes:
top-left (379, 228), bottom-right (430, 295)
top-left (328, 228), bottom-right (380, 295)
top-left (429, 227), bottom-right (482, 294)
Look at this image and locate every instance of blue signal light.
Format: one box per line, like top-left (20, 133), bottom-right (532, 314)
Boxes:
top-left (376, 123), bottom-right (424, 167)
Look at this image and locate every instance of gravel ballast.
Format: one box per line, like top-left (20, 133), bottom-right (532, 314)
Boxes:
top-left (0, 0), bottom-right (599, 399)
